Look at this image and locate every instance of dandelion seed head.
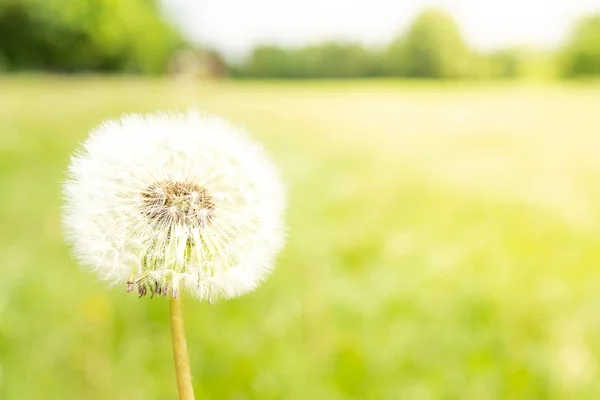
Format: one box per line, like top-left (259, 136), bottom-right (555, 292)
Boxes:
top-left (62, 110), bottom-right (286, 302)
top-left (141, 180), bottom-right (215, 227)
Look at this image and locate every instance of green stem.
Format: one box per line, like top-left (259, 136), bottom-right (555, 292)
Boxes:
top-left (170, 297), bottom-right (195, 400)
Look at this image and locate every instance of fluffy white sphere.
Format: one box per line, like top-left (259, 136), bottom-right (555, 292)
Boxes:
top-left (63, 110), bottom-right (286, 302)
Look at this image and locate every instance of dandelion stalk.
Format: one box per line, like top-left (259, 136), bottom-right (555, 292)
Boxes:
top-left (170, 297), bottom-right (195, 400)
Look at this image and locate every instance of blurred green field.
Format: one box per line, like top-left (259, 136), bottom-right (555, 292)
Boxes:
top-left (2, 77), bottom-right (600, 399)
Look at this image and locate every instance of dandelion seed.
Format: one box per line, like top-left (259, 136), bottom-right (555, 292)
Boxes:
top-left (62, 110), bottom-right (286, 302)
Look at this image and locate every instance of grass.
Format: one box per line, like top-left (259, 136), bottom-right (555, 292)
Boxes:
top-left (2, 76), bottom-right (600, 399)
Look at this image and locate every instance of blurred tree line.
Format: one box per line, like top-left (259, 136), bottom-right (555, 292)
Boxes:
top-left (1, 3), bottom-right (600, 79)
top-left (234, 9), bottom-right (600, 80)
top-left (0, 0), bottom-right (184, 73)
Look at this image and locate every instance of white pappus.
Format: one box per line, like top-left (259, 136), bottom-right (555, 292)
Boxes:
top-left (62, 110), bottom-right (286, 302)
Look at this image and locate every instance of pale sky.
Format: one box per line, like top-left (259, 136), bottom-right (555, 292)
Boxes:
top-left (162, 0), bottom-right (600, 59)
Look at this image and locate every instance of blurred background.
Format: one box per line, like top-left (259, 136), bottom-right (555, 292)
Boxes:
top-left (2, 0), bottom-right (600, 399)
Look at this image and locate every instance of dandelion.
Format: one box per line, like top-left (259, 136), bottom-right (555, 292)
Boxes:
top-left (62, 110), bottom-right (286, 399)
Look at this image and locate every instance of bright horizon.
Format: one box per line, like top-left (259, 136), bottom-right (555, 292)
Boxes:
top-left (163, 0), bottom-right (600, 59)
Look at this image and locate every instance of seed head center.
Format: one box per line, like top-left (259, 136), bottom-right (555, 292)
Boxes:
top-left (141, 180), bottom-right (215, 227)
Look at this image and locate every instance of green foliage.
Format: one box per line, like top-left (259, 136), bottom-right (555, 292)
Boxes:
top-left (233, 7), bottom-right (590, 81)
top-left (487, 48), bottom-right (526, 79)
top-left (386, 9), bottom-right (472, 79)
top-left (479, 48), bottom-right (548, 80)
top-left (238, 45), bottom-right (293, 78)
top-left (561, 14), bottom-right (600, 77)
top-left (298, 42), bottom-right (384, 78)
top-left (236, 42), bottom-right (381, 79)
top-left (235, 9), bottom-right (475, 80)
top-left (0, 0), bottom-right (185, 73)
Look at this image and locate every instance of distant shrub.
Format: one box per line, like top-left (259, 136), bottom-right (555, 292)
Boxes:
top-left (385, 9), bottom-right (473, 79)
top-left (560, 14), bottom-right (600, 77)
